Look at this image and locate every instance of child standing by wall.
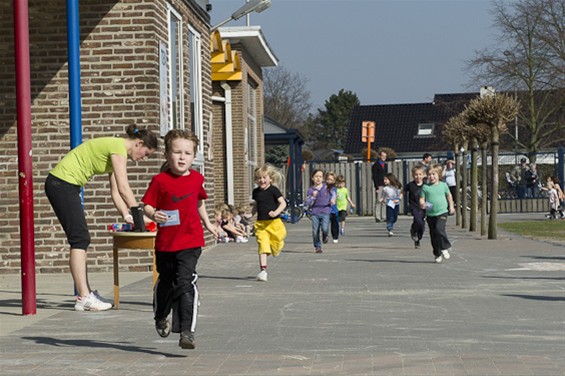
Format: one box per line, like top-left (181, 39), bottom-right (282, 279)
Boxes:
top-left (306, 169), bottom-right (333, 253)
top-left (251, 164), bottom-right (287, 282)
top-left (419, 164), bottom-right (455, 263)
top-left (142, 129), bottom-right (219, 350)
top-left (405, 166), bottom-right (426, 248)
top-left (326, 171), bottom-right (340, 243)
top-left (336, 175), bottom-right (356, 236)
top-left (381, 173), bottom-right (403, 236)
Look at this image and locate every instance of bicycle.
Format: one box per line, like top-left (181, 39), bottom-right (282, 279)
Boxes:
top-left (280, 199), bottom-right (306, 223)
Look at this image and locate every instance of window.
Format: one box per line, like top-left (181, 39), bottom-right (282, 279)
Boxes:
top-left (188, 25), bottom-right (203, 158)
top-left (168, 6), bottom-right (184, 130)
top-left (416, 123), bottom-right (435, 136)
top-left (247, 80), bottom-right (258, 195)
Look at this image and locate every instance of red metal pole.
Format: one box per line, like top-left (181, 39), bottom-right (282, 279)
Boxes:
top-left (14, 0), bottom-right (37, 315)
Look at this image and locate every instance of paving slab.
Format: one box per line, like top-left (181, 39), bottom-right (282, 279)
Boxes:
top-left (1, 213), bottom-right (564, 375)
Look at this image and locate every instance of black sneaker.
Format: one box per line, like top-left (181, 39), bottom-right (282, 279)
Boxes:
top-left (155, 318), bottom-right (171, 338)
top-left (179, 331), bottom-right (196, 349)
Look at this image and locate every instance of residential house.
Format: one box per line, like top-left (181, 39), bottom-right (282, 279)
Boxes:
top-left (344, 93), bottom-right (480, 160)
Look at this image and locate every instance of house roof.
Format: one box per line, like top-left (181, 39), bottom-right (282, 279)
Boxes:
top-left (217, 26), bottom-right (278, 67)
top-left (344, 92), bottom-right (482, 156)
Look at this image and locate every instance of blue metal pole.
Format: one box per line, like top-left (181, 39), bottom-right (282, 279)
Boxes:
top-left (66, 0), bottom-right (82, 149)
top-left (66, 0), bottom-right (82, 296)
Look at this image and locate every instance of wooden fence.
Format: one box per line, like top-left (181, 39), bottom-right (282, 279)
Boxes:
top-left (286, 161), bottom-right (549, 215)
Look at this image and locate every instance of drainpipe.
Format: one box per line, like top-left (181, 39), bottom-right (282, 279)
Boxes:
top-left (219, 82), bottom-right (234, 204)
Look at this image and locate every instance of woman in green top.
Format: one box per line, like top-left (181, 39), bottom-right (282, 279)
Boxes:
top-left (45, 124), bottom-right (158, 311)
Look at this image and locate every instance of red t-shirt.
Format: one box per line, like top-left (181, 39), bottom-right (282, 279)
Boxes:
top-left (142, 169), bottom-right (208, 252)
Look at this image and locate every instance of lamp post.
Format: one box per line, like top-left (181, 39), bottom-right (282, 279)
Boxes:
top-left (211, 0), bottom-right (272, 31)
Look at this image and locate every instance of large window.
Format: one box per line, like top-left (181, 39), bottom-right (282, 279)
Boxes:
top-left (168, 6), bottom-right (184, 130)
top-left (247, 79), bottom-right (258, 194)
top-left (188, 25), bottom-right (204, 159)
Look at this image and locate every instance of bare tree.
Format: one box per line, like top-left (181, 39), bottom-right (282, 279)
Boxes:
top-left (466, 93), bottom-right (520, 240)
top-left (467, 0), bottom-right (565, 161)
top-left (263, 66), bottom-right (312, 129)
top-left (466, 119), bottom-right (491, 234)
top-left (443, 113), bottom-right (468, 227)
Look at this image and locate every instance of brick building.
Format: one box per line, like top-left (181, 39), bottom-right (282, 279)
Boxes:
top-left (210, 26), bottom-right (277, 208)
top-left (0, 1), bottom-right (275, 274)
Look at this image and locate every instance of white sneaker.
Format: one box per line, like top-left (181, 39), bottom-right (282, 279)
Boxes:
top-left (435, 255), bottom-right (443, 263)
top-left (74, 292), bottom-right (112, 311)
top-left (441, 249), bottom-right (451, 260)
top-left (236, 236), bottom-right (249, 243)
top-left (91, 290), bottom-right (113, 306)
top-left (256, 270), bottom-right (268, 282)
top-left (332, 239), bottom-right (338, 244)
top-left (388, 231), bottom-right (394, 237)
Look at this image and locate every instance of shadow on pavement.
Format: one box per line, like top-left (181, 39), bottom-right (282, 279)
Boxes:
top-left (22, 336), bottom-right (186, 357)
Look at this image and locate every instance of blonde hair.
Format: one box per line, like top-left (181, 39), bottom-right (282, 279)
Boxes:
top-left (411, 165), bottom-right (425, 176)
top-left (214, 203), bottom-right (228, 215)
top-left (254, 164), bottom-right (283, 188)
top-left (427, 163), bottom-right (443, 176)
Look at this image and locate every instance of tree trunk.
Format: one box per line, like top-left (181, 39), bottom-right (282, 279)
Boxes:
top-left (454, 147), bottom-right (461, 226)
top-left (469, 140), bottom-right (478, 232)
top-left (488, 128), bottom-right (500, 239)
top-left (481, 145), bottom-right (488, 236)
top-left (461, 147), bottom-right (468, 229)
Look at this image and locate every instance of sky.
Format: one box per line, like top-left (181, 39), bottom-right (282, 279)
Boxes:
top-left (210, 0), bottom-right (501, 110)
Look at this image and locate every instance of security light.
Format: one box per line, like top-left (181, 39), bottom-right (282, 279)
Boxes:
top-left (211, 0), bottom-right (272, 31)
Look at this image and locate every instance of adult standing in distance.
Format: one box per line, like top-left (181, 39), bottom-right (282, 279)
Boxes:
top-left (419, 153), bottom-right (433, 183)
top-left (371, 150), bottom-right (388, 222)
top-left (45, 124), bottom-right (159, 311)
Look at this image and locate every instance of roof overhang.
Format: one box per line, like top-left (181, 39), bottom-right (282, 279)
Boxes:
top-left (217, 26), bottom-right (278, 68)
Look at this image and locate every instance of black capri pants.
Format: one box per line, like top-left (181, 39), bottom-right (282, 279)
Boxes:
top-left (45, 174), bottom-right (91, 250)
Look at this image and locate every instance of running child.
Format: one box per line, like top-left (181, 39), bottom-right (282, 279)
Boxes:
top-left (305, 169), bottom-right (334, 253)
top-left (326, 171), bottom-right (340, 243)
top-left (380, 173), bottom-right (403, 236)
top-left (251, 164), bottom-right (287, 282)
top-left (404, 165), bottom-right (426, 248)
top-left (335, 175), bottom-right (355, 235)
top-left (142, 129), bottom-right (219, 350)
top-left (419, 164), bottom-right (455, 263)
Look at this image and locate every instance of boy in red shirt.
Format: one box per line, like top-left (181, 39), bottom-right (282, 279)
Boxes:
top-left (142, 130), bottom-right (218, 349)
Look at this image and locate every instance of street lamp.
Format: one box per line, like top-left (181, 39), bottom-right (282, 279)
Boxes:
top-left (211, 0), bottom-right (272, 31)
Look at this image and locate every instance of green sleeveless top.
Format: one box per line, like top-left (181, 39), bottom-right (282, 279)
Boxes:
top-left (50, 137), bottom-right (127, 187)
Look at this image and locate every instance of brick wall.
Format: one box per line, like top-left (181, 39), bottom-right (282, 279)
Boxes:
top-left (0, 0), bottom-right (215, 274)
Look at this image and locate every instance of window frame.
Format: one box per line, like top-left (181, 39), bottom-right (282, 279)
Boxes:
top-left (167, 5), bottom-right (184, 131)
top-left (416, 123), bottom-right (435, 137)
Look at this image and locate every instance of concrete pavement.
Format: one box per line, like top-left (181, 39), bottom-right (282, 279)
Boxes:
top-left (1, 214), bottom-right (564, 375)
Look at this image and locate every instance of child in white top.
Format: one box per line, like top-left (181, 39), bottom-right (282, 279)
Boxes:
top-left (380, 173), bottom-right (403, 236)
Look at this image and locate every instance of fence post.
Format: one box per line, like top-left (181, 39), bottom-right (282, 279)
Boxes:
top-left (355, 161), bottom-right (361, 215)
top-left (558, 146), bottom-right (564, 185)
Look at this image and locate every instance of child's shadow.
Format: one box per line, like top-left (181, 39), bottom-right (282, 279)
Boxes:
top-left (22, 336), bottom-right (185, 358)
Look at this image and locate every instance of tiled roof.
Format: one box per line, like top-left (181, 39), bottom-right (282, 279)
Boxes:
top-left (344, 92), bottom-right (481, 155)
